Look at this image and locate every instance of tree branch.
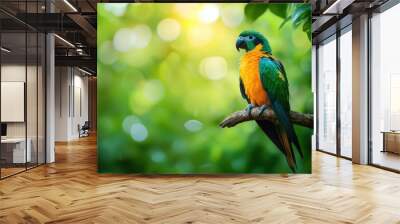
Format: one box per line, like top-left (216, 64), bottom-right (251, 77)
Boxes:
top-left (219, 107), bottom-right (314, 129)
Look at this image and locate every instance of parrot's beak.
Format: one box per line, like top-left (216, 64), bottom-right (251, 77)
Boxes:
top-left (236, 39), bottom-right (246, 51)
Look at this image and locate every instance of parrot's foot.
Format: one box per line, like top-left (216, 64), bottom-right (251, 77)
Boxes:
top-left (258, 104), bottom-right (271, 116)
top-left (246, 104), bottom-right (255, 117)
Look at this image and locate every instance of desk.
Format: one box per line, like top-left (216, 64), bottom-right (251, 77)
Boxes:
top-left (382, 131), bottom-right (400, 154)
top-left (1, 138), bottom-right (31, 163)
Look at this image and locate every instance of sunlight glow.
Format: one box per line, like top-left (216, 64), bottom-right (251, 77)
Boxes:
top-left (188, 25), bottom-right (213, 47)
top-left (174, 4), bottom-right (197, 19)
top-left (198, 4), bottom-right (219, 24)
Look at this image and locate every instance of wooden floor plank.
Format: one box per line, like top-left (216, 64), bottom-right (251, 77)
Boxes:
top-left (0, 135), bottom-right (400, 223)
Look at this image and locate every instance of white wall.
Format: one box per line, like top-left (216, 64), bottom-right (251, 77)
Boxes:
top-left (72, 73), bottom-right (89, 138)
top-left (55, 67), bottom-right (89, 141)
top-left (55, 66), bottom-right (70, 141)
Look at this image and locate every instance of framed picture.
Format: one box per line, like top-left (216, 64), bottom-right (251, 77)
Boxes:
top-left (98, 3), bottom-right (313, 174)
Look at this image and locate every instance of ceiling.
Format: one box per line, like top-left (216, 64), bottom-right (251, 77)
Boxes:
top-left (311, 0), bottom-right (390, 43)
top-left (1, 0), bottom-right (394, 73)
top-left (0, 0), bottom-right (98, 74)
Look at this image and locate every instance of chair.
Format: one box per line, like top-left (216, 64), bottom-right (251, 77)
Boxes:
top-left (78, 121), bottom-right (90, 138)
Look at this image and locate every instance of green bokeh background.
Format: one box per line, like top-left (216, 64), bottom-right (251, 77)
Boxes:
top-left (98, 3), bottom-right (313, 174)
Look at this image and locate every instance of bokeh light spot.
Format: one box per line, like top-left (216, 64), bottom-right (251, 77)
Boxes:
top-left (131, 25), bottom-right (152, 49)
top-left (143, 79), bottom-right (164, 104)
top-left (130, 123), bottom-right (148, 142)
top-left (172, 139), bottom-right (186, 153)
top-left (198, 4), bottom-right (219, 24)
top-left (221, 6), bottom-right (243, 28)
top-left (104, 3), bottom-right (128, 17)
top-left (98, 41), bottom-right (117, 64)
top-left (113, 25), bottom-right (152, 52)
top-left (199, 56), bottom-right (227, 80)
top-left (174, 4), bottom-right (197, 19)
top-left (151, 149), bottom-right (166, 163)
top-left (184, 120), bottom-right (203, 132)
top-left (157, 18), bottom-right (181, 42)
top-left (130, 79), bottom-right (164, 115)
top-left (122, 115), bottom-right (140, 133)
top-left (113, 28), bottom-right (135, 52)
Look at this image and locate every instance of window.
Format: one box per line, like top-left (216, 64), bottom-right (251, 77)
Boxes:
top-left (370, 3), bottom-right (400, 171)
top-left (339, 27), bottom-right (352, 158)
top-left (0, 1), bottom-right (47, 179)
top-left (317, 35), bottom-right (337, 154)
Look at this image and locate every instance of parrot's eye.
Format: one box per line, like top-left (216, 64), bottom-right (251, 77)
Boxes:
top-left (249, 36), bottom-right (254, 40)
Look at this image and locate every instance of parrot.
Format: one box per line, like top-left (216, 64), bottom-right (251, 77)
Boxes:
top-left (235, 30), bottom-right (303, 172)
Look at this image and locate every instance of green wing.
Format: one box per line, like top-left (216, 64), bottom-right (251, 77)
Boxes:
top-left (259, 58), bottom-right (290, 111)
top-left (239, 77), bottom-right (249, 103)
top-left (259, 57), bottom-right (303, 160)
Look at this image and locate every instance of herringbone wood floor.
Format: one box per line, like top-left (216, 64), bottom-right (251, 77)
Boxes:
top-left (1, 135), bottom-right (400, 224)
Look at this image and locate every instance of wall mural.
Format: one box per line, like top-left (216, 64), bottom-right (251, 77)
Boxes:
top-left (98, 3), bottom-right (313, 173)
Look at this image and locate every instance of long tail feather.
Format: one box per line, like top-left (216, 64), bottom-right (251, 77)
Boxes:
top-left (272, 102), bottom-right (303, 159)
top-left (277, 127), bottom-right (296, 171)
top-left (254, 101), bottom-right (303, 172)
top-left (256, 120), bottom-right (296, 172)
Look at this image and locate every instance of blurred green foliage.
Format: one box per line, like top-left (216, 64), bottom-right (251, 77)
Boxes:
top-left (97, 3), bottom-right (312, 174)
top-left (245, 3), bottom-right (311, 40)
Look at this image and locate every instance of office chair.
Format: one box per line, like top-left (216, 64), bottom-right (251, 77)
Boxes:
top-left (79, 121), bottom-right (90, 138)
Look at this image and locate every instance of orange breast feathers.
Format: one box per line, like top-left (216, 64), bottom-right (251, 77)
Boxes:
top-left (239, 44), bottom-right (270, 106)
